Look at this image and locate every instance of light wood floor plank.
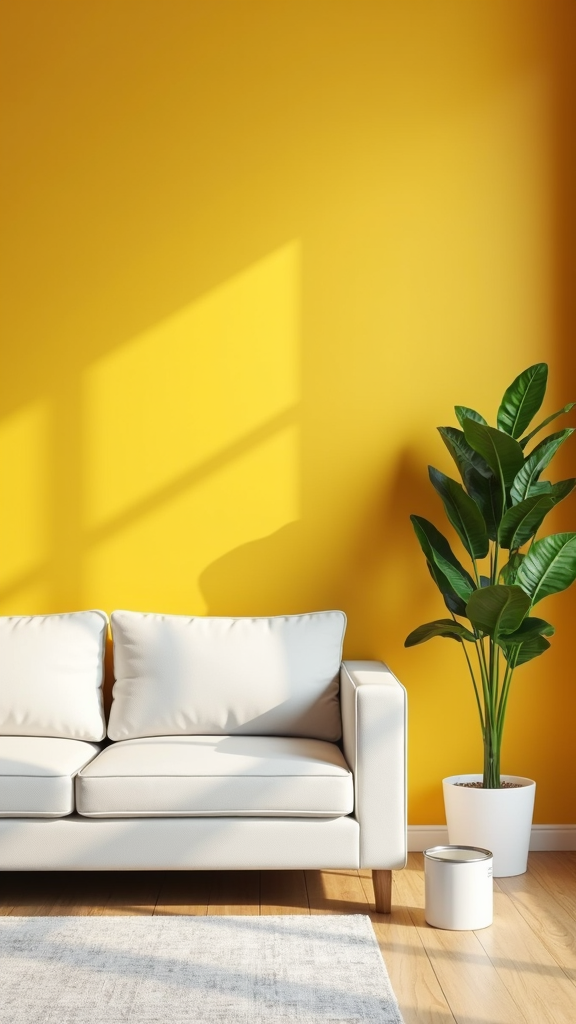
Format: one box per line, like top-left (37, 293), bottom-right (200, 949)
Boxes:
top-left (154, 870), bottom-right (211, 916)
top-left (475, 888), bottom-right (576, 1022)
top-left (99, 871), bottom-right (161, 916)
top-left (260, 870), bottom-right (309, 915)
top-left (305, 868), bottom-right (370, 915)
top-left (359, 870), bottom-right (457, 1024)
top-left (49, 871), bottom-right (121, 916)
top-left (10, 871), bottom-right (115, 917)
top-left (206, 869), bottom-right (260, 915)
top-left (527, 853), bottom-right (576, 924)
top-left (2, 872), bottom-right (61, 917)
top-left (497, 865), bottom-right (576, 971)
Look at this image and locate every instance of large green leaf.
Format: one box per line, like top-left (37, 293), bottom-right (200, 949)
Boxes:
top-left (411, 516), bottom-right (475, 602)
top-left (549, 479), bottom-right (576, 504)
top-left (426, 563), bottom-right (467, 616)
top-left (428, 467), bottom-right (489, 559)
top-left (438, 427), bottom-right (502, 539)
top-left (405, 619), bottom-right (476, 647)
top-left (498, 616), bottom-right (553, 667)
top-left (499, 552), bottom-right (524, 585)
top-left (463, 467), bottom-right (503, 541)
top-left (511, 429), bottom-right (575, 504)
top-left (497, 616), bottom-right (555, 645)
top-left (530, 427), bottom-right (575, 460)
top-left (464, 420), bottom-right (524, 492)
top-left (528, 480), bottom-right (576, 504)
top-left (502, 634), bottom-right (551, 666)
top-left (424, 550), bottom-right (476, 603)
top-left (497, 362), bottom-right (548, 438)
top-left (498, 495), bottom-right (555, 549)
top-left (454, 406), bottom-right (487, 429)
top-left (438, 426), bottom-right (492, 479)
top-left (526, 480), bottom-right (552, 496)
top-left (519, 402), bottom-right (576, 449)
top-left (516, 533), bottom-right (576, 604)
top-left (465, 585), bottom-right (531, 638)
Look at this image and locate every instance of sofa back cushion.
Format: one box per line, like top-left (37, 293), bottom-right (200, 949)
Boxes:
top-left (0, 611), bottom-right (108, 741)
top-left (108, 610), bottom-right (346, 742)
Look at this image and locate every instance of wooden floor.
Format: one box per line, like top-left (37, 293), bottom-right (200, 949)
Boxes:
top-left (1, 852), bottom-right (575, 1023)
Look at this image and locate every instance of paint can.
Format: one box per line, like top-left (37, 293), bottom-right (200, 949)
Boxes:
top-left (424, 845), bottom-right (493, 930)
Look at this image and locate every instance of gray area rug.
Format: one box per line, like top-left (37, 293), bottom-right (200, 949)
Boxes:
top-left (0, 914), bottom-right (404, 1023)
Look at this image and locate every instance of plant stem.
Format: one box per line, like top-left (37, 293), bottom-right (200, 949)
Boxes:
top-left (496, 649), bottom-right (519, 749)
top-left (486, 641), bottom-right (501, 787)
top-left (474, 636), bottom-right (491, 765)
top-left (478, 633), bottom-right (490, 688)
top-left (491, 539), bottom-right (499, 587)
top-left (483, 538), bottom-right (502, 788)
top-left (451, 612), bottom-right (484, 731)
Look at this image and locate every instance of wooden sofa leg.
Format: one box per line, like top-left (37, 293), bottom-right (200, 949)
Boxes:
top-left (372, 869), bottom-right (392, 913)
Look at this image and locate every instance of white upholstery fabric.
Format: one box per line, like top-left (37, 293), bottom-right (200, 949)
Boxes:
top-left (340, 661), bottom-right (407, 870)
top-left (0, 737), bottom-right (101, 817)
top-left (0, 814), bottom-right (360, 870)
top-left (76, 735), bottom-right (353, 817)
top-left (108, 610), bottom-right (345, 742)
top-left (0, 611), bottom-right (108, 740)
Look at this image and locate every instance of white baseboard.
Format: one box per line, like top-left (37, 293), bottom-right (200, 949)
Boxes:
top-left (408, 824), bottom-right (576, 852)
top-left (408, 827), bottom-right (449, 851)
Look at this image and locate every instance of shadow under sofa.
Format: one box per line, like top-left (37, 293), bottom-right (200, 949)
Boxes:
top-left (0, 610), bottom-right (407, 914)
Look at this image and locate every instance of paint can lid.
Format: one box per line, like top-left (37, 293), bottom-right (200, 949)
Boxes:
top-left (423, 845), bottom-right (492, 863)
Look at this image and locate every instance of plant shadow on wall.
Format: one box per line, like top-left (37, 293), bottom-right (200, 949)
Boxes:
top-left (200, 523), bottom-right (325, 618)
top-left (199, 445), bottom-right (434, 660)
top-left (338, 448), bottom-right (440, 659)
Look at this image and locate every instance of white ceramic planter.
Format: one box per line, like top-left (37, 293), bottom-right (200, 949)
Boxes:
top-left (443, 774), bottom-right (536, 877)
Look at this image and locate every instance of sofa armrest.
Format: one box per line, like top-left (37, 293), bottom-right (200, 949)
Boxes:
top-left (340, 660), bottom-right (407, 869)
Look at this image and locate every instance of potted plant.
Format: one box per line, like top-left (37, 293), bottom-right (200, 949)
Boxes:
top-left (405, 363), bottom-right (576, 875)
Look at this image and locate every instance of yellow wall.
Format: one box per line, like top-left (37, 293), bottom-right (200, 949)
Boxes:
top-left (1, 0), bottom-right (575, 823)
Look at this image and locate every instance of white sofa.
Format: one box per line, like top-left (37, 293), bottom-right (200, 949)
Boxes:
top-left (0, 609), bottom-right (407, 912)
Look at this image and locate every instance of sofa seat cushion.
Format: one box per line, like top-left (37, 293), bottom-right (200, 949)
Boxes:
top-left (75, 735), bottom-right (354, 817)
top-left (0, 737), bottom-right (102, 817)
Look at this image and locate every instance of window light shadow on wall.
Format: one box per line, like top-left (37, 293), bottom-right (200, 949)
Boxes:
top-left (0, 241), bottom-right (301, 616)
top-left (0, 401), bottom-right (50, 610)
